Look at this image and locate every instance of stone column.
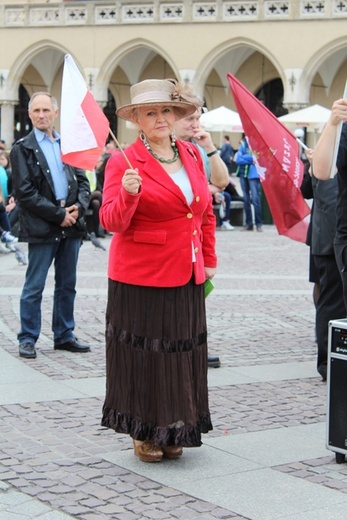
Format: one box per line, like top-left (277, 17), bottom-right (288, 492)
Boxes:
top-left (179, 69), bottom-right (203, 100)
top-left (0, 102), bottom-right (16, 150)
top-left (282, 68), bottom-right (309, 112)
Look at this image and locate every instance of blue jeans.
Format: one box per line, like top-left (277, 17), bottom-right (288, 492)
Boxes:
top-left (239, 177), bottom-right (262, 227)
top-left (0, 202), bottom-right (11, 232)
top-left (221, 191), bottom-right (231, 222)
top-left (18, 238), bottom-right (82, 345)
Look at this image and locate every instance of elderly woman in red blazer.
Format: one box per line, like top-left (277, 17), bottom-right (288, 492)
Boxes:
top-left (100, 79), bottom-right (217, 463)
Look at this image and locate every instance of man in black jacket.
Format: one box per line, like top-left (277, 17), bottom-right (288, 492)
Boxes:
top-left (301, 148), bottom-right (345, 381)
top-left (11, 92), bottom-right (91, 359)
top-left (311, 173), bottom-right (346, 381)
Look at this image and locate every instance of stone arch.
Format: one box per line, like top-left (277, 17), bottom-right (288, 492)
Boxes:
top-left (5, 40), bottom-right (71, 101)
top-left (194, 37), bottom-right (285, 107)
top-left (96, 39), bottom-right (183, 142)
top-left (302, 37), bottom-right (347, 103)
top-left (3, 43), bottom-right (98, 142)
top-left (96, 38), bottom-right (182, 108)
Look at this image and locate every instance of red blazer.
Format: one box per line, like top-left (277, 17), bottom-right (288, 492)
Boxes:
top-left (100, 138), bottom-right (217, 287)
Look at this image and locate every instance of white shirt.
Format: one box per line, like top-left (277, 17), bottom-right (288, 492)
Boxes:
top-left (169, 166), bottom-right (196, 261)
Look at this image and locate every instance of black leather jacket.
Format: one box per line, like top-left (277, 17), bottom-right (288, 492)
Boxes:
top-left (11, 131), bottom-right (90, 243)
top-left (311, 174), bottom-right (338, 256)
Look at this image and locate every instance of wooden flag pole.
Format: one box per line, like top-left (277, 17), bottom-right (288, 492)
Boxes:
top-left (108, 128), bottom-right (134, 169)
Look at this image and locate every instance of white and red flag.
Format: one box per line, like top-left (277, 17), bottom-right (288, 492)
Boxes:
top-left (227, 73), bottom-right (311, 243)
top-left (60, 54), bottom-right (110, 170)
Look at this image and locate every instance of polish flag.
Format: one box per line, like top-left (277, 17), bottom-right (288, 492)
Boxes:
top-left (60, 54), bottom-right (110, 170)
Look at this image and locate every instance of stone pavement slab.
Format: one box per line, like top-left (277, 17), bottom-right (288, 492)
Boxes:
top-left (174, 467), bottom-right (347, 520)
top-left (207, 361), bottom-right (317, 386)
top-left (205, 422), bottom-right (330, 466)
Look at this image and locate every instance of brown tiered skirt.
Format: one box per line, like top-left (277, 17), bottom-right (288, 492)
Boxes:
top-left (101, 278), bottom-right (213, 447)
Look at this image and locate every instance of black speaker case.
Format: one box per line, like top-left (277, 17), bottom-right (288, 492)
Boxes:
top-left (327, 318), bottom-right (347, 463)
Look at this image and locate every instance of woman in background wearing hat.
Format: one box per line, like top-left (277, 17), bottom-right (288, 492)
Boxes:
top-left (100, 79), bottom-right (217, 463)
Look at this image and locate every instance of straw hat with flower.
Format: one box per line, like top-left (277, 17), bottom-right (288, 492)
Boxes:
top-left (116, 79), bottom-right (197, 123)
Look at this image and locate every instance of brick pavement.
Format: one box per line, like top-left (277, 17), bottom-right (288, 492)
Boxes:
top-left (1, 225), bottom-right (347, 519)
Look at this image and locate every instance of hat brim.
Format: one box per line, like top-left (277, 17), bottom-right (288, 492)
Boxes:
top-left (116, 101), bottom-right (197, 123)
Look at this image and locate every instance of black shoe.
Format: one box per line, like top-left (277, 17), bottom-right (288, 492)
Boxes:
top-left (208, 355), bottom-right (221, 368)
top-left (241, 225), bottom-right (254, 231)
top-left (319, 369), bottom-right (327, 382)
top-left (318, 364), bottom-right (327, 382)
top-left (19, 342), bottom-right (37, 359)
top-left (54, 338), bottom-right (90, 353)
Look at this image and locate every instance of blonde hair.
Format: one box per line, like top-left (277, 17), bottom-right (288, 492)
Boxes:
top-left (0, 151), bottom-right (10, 166)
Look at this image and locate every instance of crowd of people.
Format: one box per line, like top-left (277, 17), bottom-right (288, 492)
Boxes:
top-left (204, 133), bottom-right (264, 232)
top-left (2, 78), bottom-right (346, 465)
top-left (0, 133), bottom-right (114, 252)
top-left (0, 81), bottom-right (233, 463)
top-left (0, 147), bottom-right (19, 253)
top-left (0, 107), bottom-right (262, 257)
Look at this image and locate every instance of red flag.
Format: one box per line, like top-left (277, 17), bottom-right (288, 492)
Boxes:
top-left (60, 54), bottom-right (110, 170)
top-left (227, 73), bottom-right (310, 243)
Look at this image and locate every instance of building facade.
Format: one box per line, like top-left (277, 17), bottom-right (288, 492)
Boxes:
top-left (0, 0), bottom-right (346, 149)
